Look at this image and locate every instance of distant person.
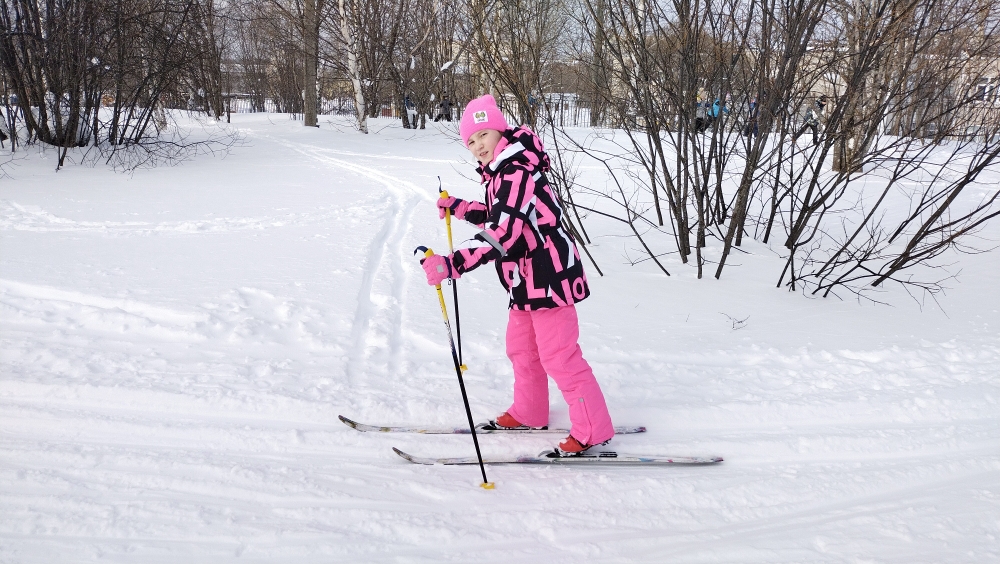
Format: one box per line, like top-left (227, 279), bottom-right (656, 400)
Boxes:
top-left (712, 98), bottom-right (727, 120)
top-left (695, 99), bottom-right (710, 133)
top-left (701, 98), bottom-right (727, 133)
top-left (404, 95), bottom-right (418, 126)
top-left (792, 95), bottom-right (828, 146)
top-left (418, 94), bottom-right (615, 456)
top-left (528, 92), bottom-right (541, 122)
top-left (743, 97), bottom-right (759, 138)
top-left (434, 95), bottom-right (453, 122)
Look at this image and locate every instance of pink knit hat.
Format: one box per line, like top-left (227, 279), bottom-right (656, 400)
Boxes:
top-left (459, 94), bottom-right (509, 145)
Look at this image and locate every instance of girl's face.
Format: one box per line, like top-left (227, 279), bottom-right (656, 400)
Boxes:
top-left (467, 129), bottom-right (503, 165)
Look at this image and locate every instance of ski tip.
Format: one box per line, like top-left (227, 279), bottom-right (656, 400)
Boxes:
top-left (338, 415), bottom-right (359, 429)
top-left (611, 425), bottom-right (647, 434)
top-left (683, 456), bottom-right (724, 464)
top-left (392, 447), bottom-right (432, 465)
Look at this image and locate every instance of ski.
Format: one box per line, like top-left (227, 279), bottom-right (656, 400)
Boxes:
top-left (339, 415), bottom-right (646, 435)
top-left (393, 447), bottom-right (723, 466)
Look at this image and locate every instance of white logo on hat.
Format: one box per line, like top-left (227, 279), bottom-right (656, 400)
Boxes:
top-left (473, 110), bottom-right (488, 124)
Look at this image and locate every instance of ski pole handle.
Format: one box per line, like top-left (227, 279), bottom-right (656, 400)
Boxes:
top-left (415, 246), bottom-right (450, 314)
top-left (415, 246), bottom-right (443, 290)
top-left (416, 245), bottom-right (435, 261)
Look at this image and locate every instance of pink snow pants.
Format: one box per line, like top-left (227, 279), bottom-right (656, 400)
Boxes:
top-left (505, 305), bottom-right (615, 445)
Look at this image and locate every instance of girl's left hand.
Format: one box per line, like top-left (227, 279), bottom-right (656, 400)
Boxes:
top-left (437, 196), bottom-right (469, 220)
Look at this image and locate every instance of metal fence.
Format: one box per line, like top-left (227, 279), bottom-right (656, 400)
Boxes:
top-left (226, 96), bottom-right (279, 113)
top-left (226, 95), bottom-right (408, 118)
top-left (222, 93), bottom-right (614, 128)
top-left (537, 94), bottom-right (609, 128)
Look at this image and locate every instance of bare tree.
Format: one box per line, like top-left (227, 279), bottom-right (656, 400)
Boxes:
top-left (467, 0), bottom-right (564, 127)
top-left (767, 0), bottom-right (1000, 298)
top-left (540, 0), bottom-right (1000, 301)
top-left (0, 0), bottom-right (240, 169)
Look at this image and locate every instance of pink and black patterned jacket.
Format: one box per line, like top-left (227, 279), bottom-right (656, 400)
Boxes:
top-left (451, 126), bottom-right (589, 310)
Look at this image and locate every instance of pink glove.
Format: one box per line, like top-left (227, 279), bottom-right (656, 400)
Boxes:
top-left (437, 196), bottom-right (470, 220)
top-left (420, 254), bottom-right (460, 286)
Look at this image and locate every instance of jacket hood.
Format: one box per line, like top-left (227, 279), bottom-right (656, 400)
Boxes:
top-left (478, 126), bottom-right (551, 182)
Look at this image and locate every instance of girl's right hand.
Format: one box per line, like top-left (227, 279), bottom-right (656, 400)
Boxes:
top-left (420, 253), bottom-right (459, 286)
top-left (437, 196), bottom-right (469, 220)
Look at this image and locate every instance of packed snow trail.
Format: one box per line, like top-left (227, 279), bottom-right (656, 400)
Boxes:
top-left (269, 135), bottom-right (433, 387)
top-left (1, 114), bottom-right (998, 563)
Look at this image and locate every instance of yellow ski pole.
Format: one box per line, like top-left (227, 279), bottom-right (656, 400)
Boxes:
top-left (438, 178), bottom-right (464, 367)
top-left (414, 246), bottom-right (493, 489)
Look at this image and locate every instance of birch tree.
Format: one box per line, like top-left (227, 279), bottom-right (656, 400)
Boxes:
top-left (337, 0), bottom-right (368, 132)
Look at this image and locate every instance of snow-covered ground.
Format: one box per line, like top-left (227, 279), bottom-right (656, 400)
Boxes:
top-left (2, 113), bottom-right (998, 563)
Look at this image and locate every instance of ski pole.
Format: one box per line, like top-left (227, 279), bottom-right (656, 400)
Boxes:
top-left (438, 177), bottom-right (464, 367)
top-left (414, 246), bottom-right (493, 489)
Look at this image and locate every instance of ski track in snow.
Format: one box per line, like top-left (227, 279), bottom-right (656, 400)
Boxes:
top-left (267, 135), bottom-right (432, 390)
top-left (0, 278), bottom-right (209, 343)
top-left (0, 199), bottom-right (344, 235)
top-left (266, 144), bottom-right (457, 164)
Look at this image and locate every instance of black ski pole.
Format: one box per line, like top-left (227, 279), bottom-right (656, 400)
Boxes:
top-left (415, 246), bottom-right (493, 489)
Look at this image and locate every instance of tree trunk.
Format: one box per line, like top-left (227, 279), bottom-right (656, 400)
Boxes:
top-left (303, 0), bottom-right (318, 127)
top-left (589, 0), bottom-right (606, 127)
top-left (396, 82), bottom-right (411, 129)
top-left (338, 0), bottom-right (367, 133)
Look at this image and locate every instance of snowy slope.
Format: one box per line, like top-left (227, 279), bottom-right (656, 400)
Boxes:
top-left (1, 114), bottom-right (998, 563)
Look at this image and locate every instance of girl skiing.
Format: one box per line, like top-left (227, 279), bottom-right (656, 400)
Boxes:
top-left (419, 94), bottom-right (615, 455)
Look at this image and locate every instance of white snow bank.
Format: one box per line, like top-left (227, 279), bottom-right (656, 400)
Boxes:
top-left (1, 113), bottom-right (998, 563)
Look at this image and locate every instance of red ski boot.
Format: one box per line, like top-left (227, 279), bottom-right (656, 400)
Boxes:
top-left (488, 412), bottom-right (547, 431)
top-left (556, 435), bottom-right (611, 457)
